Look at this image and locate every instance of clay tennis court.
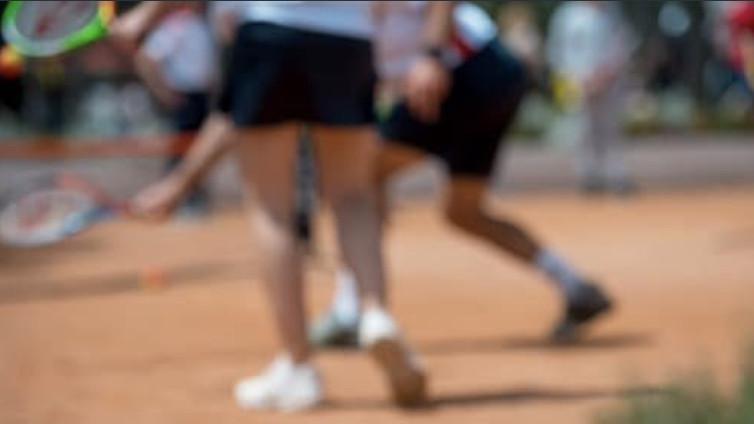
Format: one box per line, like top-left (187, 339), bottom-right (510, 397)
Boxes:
top-left (3, 178), bottom-right (754, 423)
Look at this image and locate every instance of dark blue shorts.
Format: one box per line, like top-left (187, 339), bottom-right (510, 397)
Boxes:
top-left (218, 23), bottom-right (375, 127)
top-left (174, 92), bottom-right (210, 132)
top-left (380, 41), bottom-right (528, 176)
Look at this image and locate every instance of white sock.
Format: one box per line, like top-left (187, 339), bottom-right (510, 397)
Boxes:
top-left (535, 250), bottom-right (586, 299)
top-left (331, 268), bottom-right (360, 327)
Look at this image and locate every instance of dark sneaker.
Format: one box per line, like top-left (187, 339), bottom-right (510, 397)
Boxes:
top-left (309, 312), bottom-right (359, 349)
top-left (551, 282), bottom-right (613, 343)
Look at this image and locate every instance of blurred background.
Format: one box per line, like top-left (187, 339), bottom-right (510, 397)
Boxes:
top-left (0, 0), bottom-right (754, 201)
top-left (3, 2), bottom-right (754, 423)
top-left (3, 0), bottom-right (754, 201)
top-left (1, 1), bottom-right (752, 138)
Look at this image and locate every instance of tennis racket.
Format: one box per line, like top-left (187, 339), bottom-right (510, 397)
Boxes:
top-left (2, 0), bottom-right (114, 57)
top-left (0, 171), bottom-right (129, 247)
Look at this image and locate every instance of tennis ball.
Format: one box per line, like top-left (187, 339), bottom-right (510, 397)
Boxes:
top-left (139, 267), bottom-right (168, 291)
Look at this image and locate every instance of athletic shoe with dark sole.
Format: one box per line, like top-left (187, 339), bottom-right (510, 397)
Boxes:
top-left (309, 312), bottom-right (359, 349)
top-left (551, 282), bottom-right (613, 343)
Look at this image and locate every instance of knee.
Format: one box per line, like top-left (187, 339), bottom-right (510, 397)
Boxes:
top-left (323, 177), bottom-right (374, 210)
top-left (249, 199), bottom-right (296, 240)
top-left (329, 188), bottom-right (373, 217)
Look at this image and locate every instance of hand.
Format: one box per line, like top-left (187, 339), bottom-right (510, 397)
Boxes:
top-left (129, 174), bottom-right (190, 221)
top-left (404, 56), bottom-right (451, 123)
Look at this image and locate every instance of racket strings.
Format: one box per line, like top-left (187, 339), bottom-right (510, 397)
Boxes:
top-left (22, 1), bottom-right (96, 40)
top-left (0, 188), bottom-right (98, 246)
top-left (3, 0), bottom-right (108, 56)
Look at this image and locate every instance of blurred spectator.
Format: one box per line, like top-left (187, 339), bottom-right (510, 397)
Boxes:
top-left (701, 1), bottom-right (752, 121)
top-left (498, 2), bottom-right (543, 75)
top-left (652, 2), bottom-right (706, 105)
top-left (136, 4), bottom-right (218, 215)
top-left (547, 1), bottom-right (636, 195)
top-left (726, 1), bottom-right (754, 90)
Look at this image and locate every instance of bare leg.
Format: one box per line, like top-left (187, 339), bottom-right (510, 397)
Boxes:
top-left (598, 79), bottom-right (632, 190)
top-left (581, 79), bottom-right (633, 193)
top-left (311, 142), bottom-right (426, 341)
top-left (313, 126), bottom-right (426, 407)
top-left (236, 124), bottom-right (310, 363)
top-left (444, 177), bottom-right (540, 262)
top-left (443, 177), bottom-right (600, 306)
top-left (312, 126), bottom-right (386, 309)
top-left (580, 100), bottom-right (604, 190)
top-left (314, 142), bottom-right (608, 348)
top-left (374, 142), bottom-right (427, 221)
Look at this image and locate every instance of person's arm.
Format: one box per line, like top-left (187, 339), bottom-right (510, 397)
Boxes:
top-left (173, 113), bottom-right (235, 188)
top-left (110, 1), bottom-right (191, 50)
top-left (587, 9), bottom-right (635, 98)
top-left (130, 112), bottom-right (234, 219)
top-left (421, 1), bottom-right (455, 51)
top-left (404, 1), bottom-right (455, 123)
top-left (212, 2), bottom-right (242, 46)
top-left (134, 49), bottom-right (182, 108)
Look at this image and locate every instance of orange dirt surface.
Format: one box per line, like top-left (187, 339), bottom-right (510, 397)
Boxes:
top-left (2, 187), bottom-right (754, 423)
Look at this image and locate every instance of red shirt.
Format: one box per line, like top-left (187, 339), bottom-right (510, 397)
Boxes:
top-left (727, 2), bottom-right (754, 70)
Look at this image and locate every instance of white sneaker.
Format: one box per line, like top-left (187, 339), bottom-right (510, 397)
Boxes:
top-left (359, 308), bottom-right (427, 407)
top-left (234, 355), bottom-right (323, 412)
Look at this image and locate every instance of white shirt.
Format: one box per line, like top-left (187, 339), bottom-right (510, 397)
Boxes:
top-left (143, 10), bottom-right (218, 93)
top-left (374, 1), bottom-right (497, 79)
top-left (240, 1), bottom-right (374, 40)
top-left (546, 3), bottom-right (633, 84)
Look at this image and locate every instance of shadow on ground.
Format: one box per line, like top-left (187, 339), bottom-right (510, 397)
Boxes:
top-left (717, 226), bottom-right (754, 252)
top-left (0, 237), bottom-right (106, 269)
top-left (325, 384), bottom-right (664, 412)
top-left (0, 260), bottom-right (250, 304)
top-left (419, 333), bottom-right (654, 355)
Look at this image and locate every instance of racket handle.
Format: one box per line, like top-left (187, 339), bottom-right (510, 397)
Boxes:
top-left (56, 172), bottom-right (128, 213)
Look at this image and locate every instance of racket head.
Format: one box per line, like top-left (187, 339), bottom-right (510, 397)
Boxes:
top-left (2, 1), bottom-right (114, 57)
top-left (0, 172), bottom-right (115, 247)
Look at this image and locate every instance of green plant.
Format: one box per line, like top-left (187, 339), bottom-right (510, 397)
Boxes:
top-left (598, 343), bottom-right (754, 424)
